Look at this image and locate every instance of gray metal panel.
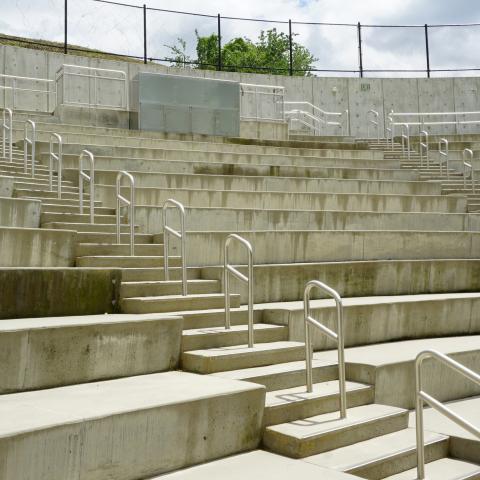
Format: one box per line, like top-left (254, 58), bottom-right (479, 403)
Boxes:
top-left (135, 72), bottom-right (240, 136)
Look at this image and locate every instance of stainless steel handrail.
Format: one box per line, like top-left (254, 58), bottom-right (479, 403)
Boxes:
top-left (439, 138), bottom-right (449, 178)
top-left (2, 108), bottom-right (12, 162)
top-left (78, 150), bottom-right (95, 224)
top-left (163, 199), bottom-right (187, 296)
top-left (367, 109), bottom-right (379, 141)
top-left (0, 74), bottom-right (54, 112)
top-left (304, 280), bottom-right (346, 418)
top-left (23, 119), bottom-right (36, 177)
top-left (49, 133), bottom-right (63, 199)
top-left (401, 123), bottom-right (411, 160)
top-left (415, 349), bottom-right (480, 479)
top-left (224, 234), bottom-right (254, 348)
top-left (463, 148), bottom-right (475, 194)
top-left (116, 171), bottom-right (135, 256)
top-left (240, 83), bottom-right (285, 121)
top-left (419, 130), bottom-right (429, 167)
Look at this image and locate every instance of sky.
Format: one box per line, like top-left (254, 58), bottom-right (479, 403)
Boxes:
top-left (1, 0), bottom-right (480, 77)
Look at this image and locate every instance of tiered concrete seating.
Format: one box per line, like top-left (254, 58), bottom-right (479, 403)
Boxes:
top-left (1, 112), bottom-right (479, 480)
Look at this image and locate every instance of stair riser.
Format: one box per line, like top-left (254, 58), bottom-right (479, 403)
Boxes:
top-left (120, 268), bottom-right (201, 282)
top-left (42, 213), bottom-right (120, 224)
top-left (77, 257), bottom-right (179, 268)
top-left (121, 282), bottom-right (219, 298)
top-left (77, 233), bottom-right (153, 244)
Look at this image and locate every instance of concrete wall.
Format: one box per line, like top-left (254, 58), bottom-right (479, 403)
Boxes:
top-left (3, 44), bottom-right (480, 136)
top-left (0, 198), bottom-right (41, 228)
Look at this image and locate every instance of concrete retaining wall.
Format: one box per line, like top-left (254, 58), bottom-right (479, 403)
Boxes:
top-left (0, 198), bottom-right (41, 227)
top-left (0, 176), bottom-right (14, 197)
top-left (3, 44), bottom-right (480, 136)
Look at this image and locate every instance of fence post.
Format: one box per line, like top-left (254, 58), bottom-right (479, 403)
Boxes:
top-left (424, 24), bottom-right (430, 78)
top-left (288, 19), bottom-right (293, 76)
top-left (357, 22), bottom-right (363, 78)
top-left (217, 14), bottom-right (222, 71)
top-left (64, 0), bottom-right (68, 54)
top-left (143, 5), bottom-right (147, 64)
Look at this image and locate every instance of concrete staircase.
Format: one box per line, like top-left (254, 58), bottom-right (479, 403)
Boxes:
top-left (1, 113), bottom-right (479, 480)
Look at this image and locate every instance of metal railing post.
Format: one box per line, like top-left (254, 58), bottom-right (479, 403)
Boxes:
top-left (2, 108), bottom-right (12, 162)
top-left (367, 109), bottom-right (379, 141)
top-left (419, 130), bottom-right (429, 167)
top-left (49, 133), bottom-right (63, 199)
top-left (224, 234), bottom-right (254, 348)
top-left (415, 349), bottom-right (480, 479)
top-left (463, 148), bottom-right (475, 194)
top-left (78, 150), bottom-right (95, 224)
top-left (439, 138), bottom-right (449, 178)
top-left (304, 280), bottom-right (346, 418)
top-left (163, 199), bottom-right (187, 296)
top-left (116, 171), bottom-right (135, 256)
top-left (401, 123), bottom-right (410, 160)
top-left (23, 119), bottom-right (36, 177)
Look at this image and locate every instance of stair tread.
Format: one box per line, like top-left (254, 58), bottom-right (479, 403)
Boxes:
top-left (183, 323), bottom-right (285, 337)
top-left (265, 403), bottom-right (407, 439)
top-left (125, 293), bottom-right (237, 301)
top-left (303, 427), bottom-right (447, 471)
top-left (265, 381), bottom-right (372, 409)
top-left (122, 279), bottom-right (218, 286)
top-left (184, 341), bottom-right (304, 357)
top-left (383, 457), bottom-right (480, 479)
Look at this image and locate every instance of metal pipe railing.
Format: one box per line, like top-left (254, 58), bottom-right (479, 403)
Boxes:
top-left (23, 119), bottom-right (36, 177)
top-left (400, 123), bottom-right (411, 160)
top-left (304, 280), bottom-right (346, 418)
top-left (415, 349), bottom-right (480, 479)
top-left (78, 150), bottom-right (95, 224)
top-left (2, 108), bottom-right (13, 162)
top-left (419, 130), bottom-right (429, 167)
top-left (116, 171), bottom-right (135, 256)
top-left (439, 138), bottom-right (449, 178)
top-left (49, 133), bottom-right (63, 199)
top-left (224, 234), bottom-right (254, 348)
top-left (240, 83), bottom-right (285, 121)
top-left (0, 74), bottom-right (54, 112)
top-left (463, 148), bottom-right (475, 194)
top-left (367, 109), bottom-right (379, 141)
top-left (163, 199), bottom-right (187, 296)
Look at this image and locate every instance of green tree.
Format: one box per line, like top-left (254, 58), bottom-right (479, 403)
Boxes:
top-left (166, 28), bottom-right (316, 76)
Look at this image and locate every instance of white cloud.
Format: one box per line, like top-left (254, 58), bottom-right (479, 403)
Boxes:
top-left (2, 0), bottom-right (480, 76)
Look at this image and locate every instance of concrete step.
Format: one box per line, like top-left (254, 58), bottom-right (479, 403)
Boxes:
top-left (76, 243), bottom-right (164, 257)
top-left (15, 196), bottom-right (102, 208)
top-left (303, 428), bottom-right (449, 478)
top-left (121, 293), bottom-right (240, 314)
top-left (383, 457), bottom-right (480, 479)
top-left (76, 255), bottom-right (179, 268)
top-left (182, 341), bottom-right (305, 374)
top-left (120, 279), bottom-right (220, 297)
top-left (14, 188), bottom-right (93, 201)
top-left (264, 380), bottom-right (374, 426)
top-left (182, 323), bottom-right (288, 351)
top-left (0, 372), bottom-right (264, 479)
top-left (42, 203), bottom-right (115, 215)
top-left (120, 267), bottom-right (202, 282)
top-left (155, 450), bottom-right (360, 480)
top-left (0, 314), bottom-right (181, 393)
top-left (77, 231), bottom-right (154, 244)
top-left (43, 222), bottom-right (140, 233)
top-left (14, 180), bottom-right (79, 193)
top-left (263, 403), bottom-right (409, 458)
top-left (179, 307), bottom-right (262, 329)
top-left (41, 211), bottom-right (121, 224)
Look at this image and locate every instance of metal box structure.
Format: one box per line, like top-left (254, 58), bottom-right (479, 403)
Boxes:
top-left (131, 73), bottom-right (240, 136)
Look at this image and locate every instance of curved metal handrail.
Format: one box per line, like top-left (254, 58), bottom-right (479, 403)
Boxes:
top-left (439, 138), bottom-right (449, 178)
top-left (24, 119), bottom-right (36, 177)
top-left (163, 198), bottom-right (187, 296)
top-left (78, 150), bottom-right (95, 224)
top-left (367, 109), bottom-right (379, 141)
top-left (463, 148), bottom-right (475, 194)
top-left (224, 234), bottom-right (254, 348)
top-left (400, 123), bottom-right (411, 160)
top-left (49, 133), bottom-right (63, 199)
top-left (419, 130), bottom-right (429, 167)
top-left (116, 171), bottom-right (135, 256)
top-left (304, 280), bottom-right (346, 418)
top-left (2, 108), bottom-right (13, 162)
top-left (415, 349), bottom-right (480, 479)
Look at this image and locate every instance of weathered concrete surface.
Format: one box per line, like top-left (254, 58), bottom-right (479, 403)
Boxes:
top-left (0, 268), bottom-right (121, 318)
top-left (201, 259), bottom-right (480, 304)
top-left (0, 227), bottom-right (76, 266)
top-left (159, 230), bottom-right (480, 266)
top-left (0, 175), bottom-right (14, 197)
top-left (0, 197), bottom-right (41, 227)
top-left (240, 120), bottom-right (289, 140)
top-left (0, 372), bottom-right (265, 479)
top-left (0, 314), bottom-right (182, 393)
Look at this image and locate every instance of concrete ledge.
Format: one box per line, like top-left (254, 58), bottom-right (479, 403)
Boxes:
top-left (0, 197), bottom-right (41, 227)
top-left (55, 104), bottom-right (130, 128)
top-left (0, 314), bottom-right (182, 393)
top-left (0, 372), bottom-right (265, 479)
top-left (0, 268), bottom-right (121, 319)
top-left (0, 227), bottom-right (76, 267)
